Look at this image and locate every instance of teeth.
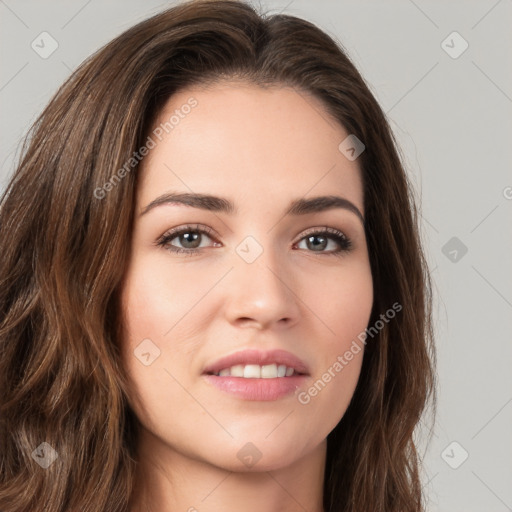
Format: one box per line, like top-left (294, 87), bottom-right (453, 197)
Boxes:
top-left (212, 363), bottom-right (299, 378)
top-left (230, 365), bottom-right (244, 377)
top-left (243, 364), bottom-right (261, 378)
top-left (261, 364), bottom-right (277, 378)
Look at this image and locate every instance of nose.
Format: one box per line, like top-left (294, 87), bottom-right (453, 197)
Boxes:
top-left (222, 246), bottom-right (301, 330)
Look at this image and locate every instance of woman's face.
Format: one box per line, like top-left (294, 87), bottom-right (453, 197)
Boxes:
top-left (119, 81), bottom-right (373, 472)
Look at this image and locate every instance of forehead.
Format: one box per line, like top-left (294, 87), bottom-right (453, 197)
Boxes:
top-left (137, 81), bottom-right (364, 214)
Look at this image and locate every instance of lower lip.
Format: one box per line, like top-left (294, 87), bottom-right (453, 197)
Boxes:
top-left (202, 374), bottom-right (308, 401)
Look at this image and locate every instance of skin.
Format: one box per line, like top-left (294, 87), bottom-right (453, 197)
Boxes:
top-left (119, 81), bottom-right (374, 512)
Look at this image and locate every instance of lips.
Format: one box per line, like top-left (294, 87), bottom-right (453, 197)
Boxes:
top-left (202, 349), bottom-right (310, 376)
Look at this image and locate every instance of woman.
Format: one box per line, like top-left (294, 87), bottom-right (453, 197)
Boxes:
top-left (0, 1), bottom-right (436, 511)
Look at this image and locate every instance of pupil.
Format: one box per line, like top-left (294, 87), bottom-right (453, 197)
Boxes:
top-left (181, 232), bottom-right (200, 248)
top-left (308, 235), bottom-right (327, 251)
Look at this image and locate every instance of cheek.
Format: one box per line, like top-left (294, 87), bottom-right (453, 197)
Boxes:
top-left (118, 254), bottom-right (227, 395)
top-left (297, 259), bottom-right (372, 419)
top-left (118, 260), bottom-right (202, 428)
top-left (119, 255), bottom-right (208, 346)
top-left (118, 259), bottom-right (183, 387)
top-left (307, 256), bottom-right (374, 347)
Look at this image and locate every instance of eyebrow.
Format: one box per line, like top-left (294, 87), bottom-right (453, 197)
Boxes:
top-left (139, 192), bottom-right (365, 224)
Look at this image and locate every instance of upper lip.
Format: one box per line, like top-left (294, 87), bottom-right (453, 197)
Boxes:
top-left (202, 349), bottom-right (310, 375)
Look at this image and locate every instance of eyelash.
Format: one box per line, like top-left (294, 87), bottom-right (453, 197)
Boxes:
top-left (155, 224), bottom-right (353, 258)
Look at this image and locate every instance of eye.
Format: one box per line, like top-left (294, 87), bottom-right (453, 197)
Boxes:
top-left (155, 224), bottom-right (219, 256)
top-left (155, 224), bottom-right (353, 257)
top-left (294, 226), bottom-right (352, 256)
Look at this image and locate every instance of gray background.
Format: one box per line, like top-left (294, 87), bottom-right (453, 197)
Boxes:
top-left (1, 1), bottom-right (511, 510)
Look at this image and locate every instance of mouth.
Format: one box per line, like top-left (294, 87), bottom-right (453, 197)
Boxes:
top-left (201, 349), bottom-right (310, 401)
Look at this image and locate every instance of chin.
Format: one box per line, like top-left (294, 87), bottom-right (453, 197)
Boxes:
top-left (214, 451), bottom-right (303, 473)
top-left (206, 434), bottom-right (316, 473)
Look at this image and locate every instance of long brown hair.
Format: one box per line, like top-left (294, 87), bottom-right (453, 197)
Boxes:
top-left (0, 1), bottom-right (436, 510)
